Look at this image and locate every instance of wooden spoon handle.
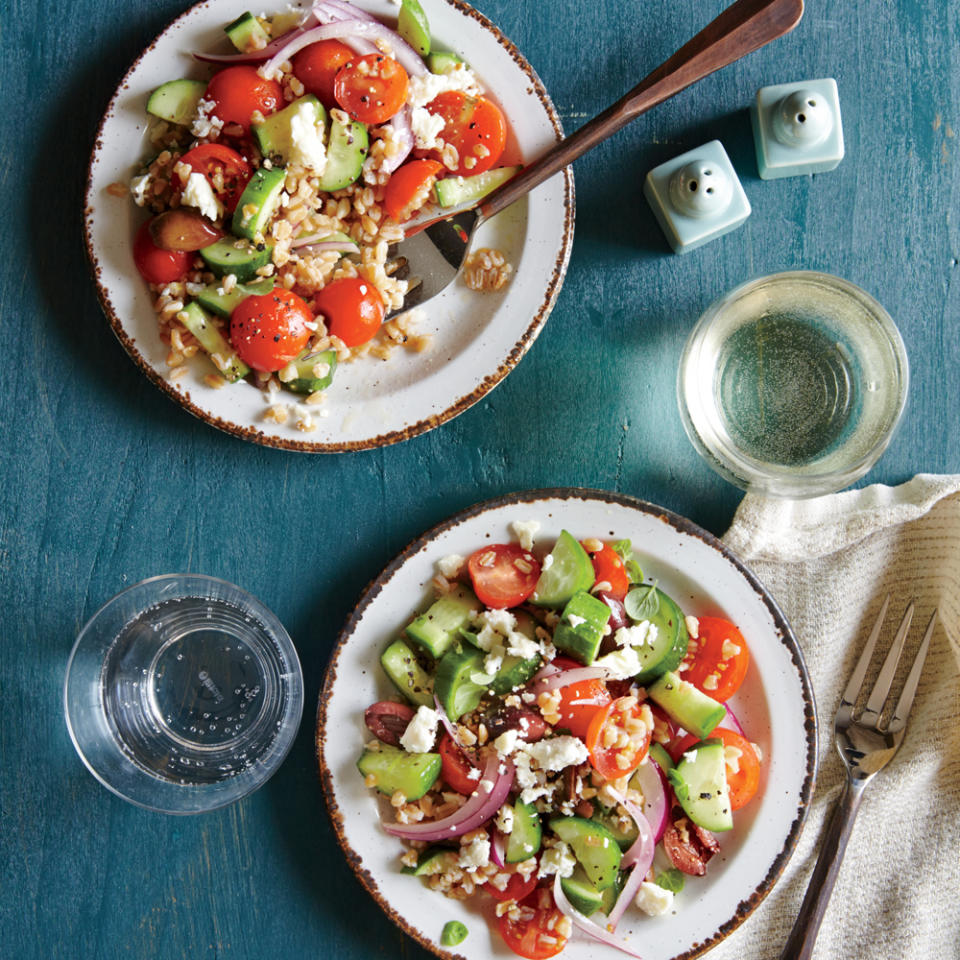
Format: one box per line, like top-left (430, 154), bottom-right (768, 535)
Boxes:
top-left (480, 0), bottom-right (804, 220)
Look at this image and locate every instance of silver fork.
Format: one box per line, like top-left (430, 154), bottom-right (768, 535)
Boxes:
top-left (779, 597), bottom-right (938, 960)
top-left (394, 0), bottom-right (804, 310)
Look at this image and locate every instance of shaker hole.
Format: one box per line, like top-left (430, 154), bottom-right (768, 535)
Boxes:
top-left (807, 99), bottom-right (817, 106)
top-left (706, 187), bottom-right (714, 194)
top-left (798, 113), bottom-right (806, 123)
top-left (689, 181), bottom-right (698, 191)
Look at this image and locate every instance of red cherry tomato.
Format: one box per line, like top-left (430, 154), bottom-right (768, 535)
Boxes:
top-left (466, 543), bottom-right (541, 609)
top-left (584, 696), bottom-right (652, 780)
top-left (438, 731), bottom-right (480, 795)
top-left (582, 541), bottom-right (630, 601)
top-left (133, 219), bottom-right (192, 284)
top-left (485, 868), bottom-right (538, 903)
top-left (334, 53), bottom-right (409, 124)
top-left (498, 889), bottom-right (568, 959)
top-left (292, 39), bottom-right (355, 107)
top-left (670, 727), bottom-right (761, 811)
top-left (680, 617), bottom-right (750, 702)
top-left (229, 289), bottom-right (313, 372)
top-left (313, 277), bottom-right (385, 347)
top-left (205, 65), bottom-right (283, 132)
top-left (424, 91), bottom-right (506, 176)
top-left (175, 143), bottom-right (252, 214)
top-left (554, 677), bottom-right (611, 740)
top-left (383, 159), bottom-right (445, 222)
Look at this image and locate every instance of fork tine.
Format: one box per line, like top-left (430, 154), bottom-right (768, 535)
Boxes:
top-left (840, 594), bottom-right (890, 708)
top-left (888, 610), bottom-right (937, 732)
top-left (861, 600), bottom-right (915, 724)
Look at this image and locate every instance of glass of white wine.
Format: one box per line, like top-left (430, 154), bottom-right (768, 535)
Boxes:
top-left (65, 575), bottom-right (303, 813)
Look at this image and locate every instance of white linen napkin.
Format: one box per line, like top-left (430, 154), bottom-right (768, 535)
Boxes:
top-left (709, 474), bottom-right (960, 960)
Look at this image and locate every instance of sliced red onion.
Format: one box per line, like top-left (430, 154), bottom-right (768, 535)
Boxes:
top-left (719, 704), bottom-right (747, 737)
top-left (552, 875), bottom-right (645, 959)
top-left (531, 662), bottom-right (561, 684)
top-left (314, 0), bottom-right (378, 23)
top-left (631, 759), bottom-right (668, 842)
top-left (382, 106), bottom-right (414, 173)
top-left (601, 594), bottom-right (629, 632)
top-left (602, 788), bottom-right (656, 931)
top-left (532, 666), bottom-right (611, 694)
top-left (490, 829), bottom-right (506, 869)
top-left (262, 19), bottom-right (426, 81)
top-left (433, 694), bottom-right (458, 742)
top-left (294, 240), bottom-right (360, 256)
top-left (193, 13), bottom-right (317, 64)
top-left (382, 751), bottom-right (514, 841)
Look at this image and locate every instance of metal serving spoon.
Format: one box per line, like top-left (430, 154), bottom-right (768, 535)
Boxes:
top-left (396, 0), bottom-right (804, 308)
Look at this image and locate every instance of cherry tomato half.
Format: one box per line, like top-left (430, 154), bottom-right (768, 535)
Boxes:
top-left (584, 696), bottom-right (652, 780)
top-left (133, 219), bottom-right (192, 285)
top-left (292, 38), bottom-right (356, 107)
top-left (466, 543), bottom-right (541, 609)
top-left (582, 541), bottom-right (630, 601)
top-left (554, 677), bottom-right (611, 740)
top-left (485, 868), bottom-right (538, 904)
top-left (680, 617), bottom-right (750, 702)
top-left (383, 159), bottom-right (445, 222)
top-left (313, 277), bottom-right (385, 347)
top-left (424, 91), bottom-right (506, 176)
top-left (438, 731), bottom-right (480, 795)
top-left (176, 143), bottom-right (253, 215)
top-left (205, 65), bottom-right (283, 132)
top-left (229, 289), bottom-right (313, 372)
top-left (670, 727), bottom-right (760, 810)
top-left (497, 889), bottom-right (568, 959)
top-left (334, 53), bottom-right (409, 124)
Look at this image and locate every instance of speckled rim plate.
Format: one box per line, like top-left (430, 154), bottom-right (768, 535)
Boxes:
top-left (84, 0), bottom-right (574, 452)
top-left (317, 488), bottom-right (817, 960)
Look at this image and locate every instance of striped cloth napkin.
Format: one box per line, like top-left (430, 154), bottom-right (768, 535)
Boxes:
top-left (711, 474), bottom-right (960, 960)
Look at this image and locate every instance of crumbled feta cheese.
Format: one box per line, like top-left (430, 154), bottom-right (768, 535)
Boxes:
top-left (436, 553), bottom-right (465, 578)
top-left (523, 736), bottom-right (589, 772)
top-left (506, 630), bottom-right (539, 660)
top-left (635, 881), bottom-right (674, 916)
top-left (593, 646), bottom-right (642, 680)
top-left (407, 65), bottom-right (483, 110)
top-left (190, 96), bottom-right (225, 140)
top-left (458, 833), bottom-right (490, 872)
top-left (399, 705), bottom-right (439, 753)
top-left (466, 767), bottom-right (481, 780)
top-left (682, 749), bottom-right (699, 764)
top-left (685, 615), bottom-right (700, 639)
top-left (566, 614), bottom-right (586, 629)
top-left (410, 105), bottom-right (447, 150)
top-left (494, 728), bottom-right (521, 758)
top-left (702, 672), bottom-right (720, 691)
top-left (496, 803), bottom-right (514, 834)
top-left (542, 553), bottom-right (554, 571)
top-left (288, 100), bottom-right (328, 172)
top-left (483, 651), bottom-right (504, 677)
top-left (129, 174), bottom-right (151, 207)
top-left (614, 621), bottom-right (658, 648)
top-left (538, 841), bottom-right (576, 878)
top-left (510, 520), bottom-right (541, 552)
top-left (181, 172), bottom-right (222, 221)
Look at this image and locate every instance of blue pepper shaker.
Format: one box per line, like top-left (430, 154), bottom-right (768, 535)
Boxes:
top-left (751, 78), bottom-right (845, 179)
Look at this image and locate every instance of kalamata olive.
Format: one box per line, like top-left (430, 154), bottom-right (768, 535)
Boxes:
top-left (484, 706), bottom-right (547, 742)
top-left (149, 209), bottom-right (223, 251)
top-left (600, 594), bottom-right (629, 632)
top-left (662, 806), bottom-right (719, 876)
top-left (364, 701), bottom-right (415, 746)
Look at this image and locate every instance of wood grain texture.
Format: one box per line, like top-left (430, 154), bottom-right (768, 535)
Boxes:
top-left (0, 1), bottom-right (957, 958)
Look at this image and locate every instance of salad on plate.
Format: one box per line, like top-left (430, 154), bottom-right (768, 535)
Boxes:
top-left (357, 523), bottom-right (764, 958)
top-left (121, 0), bottom-right (519, 430)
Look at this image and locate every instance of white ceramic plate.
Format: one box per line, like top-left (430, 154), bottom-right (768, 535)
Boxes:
top-left (318, 489), bottom-right (817, 960)
top-left (84, 0), bottom-right (574, 452)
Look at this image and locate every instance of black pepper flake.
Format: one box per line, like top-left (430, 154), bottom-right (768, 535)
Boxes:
top-left (256, 242), bottom-right (266, 251)
top-left (699, 792), bottom-right (712, 800)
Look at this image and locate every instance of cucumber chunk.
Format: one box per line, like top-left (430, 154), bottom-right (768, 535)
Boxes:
top-left (380, 638), bottom-right (434, 707)
top-left (286, 348), bottom-right (337, 394)
top-left (253, 95), bottom-right (327, 164)
top-left (225, 11), bottom-right (270, 53)
top-left (591, 804), bottom-right (639, 852)
top-left (531, 531), bottom-right (596, 608)
top-left (406, 584), bottom-right (478, 660)
top-left (647, 670), bottom-right (726, 739)
top-left (627, 586), bottom-right (689, 685)
top-left (668, 738), bottom-right (733, 832)
top-left (232, 166), bottom-right (287, 240)
top-left (317, 116), bottom-right (369, 191)
top-left (177, 302), bottom-right (249, 382)
top-left (146, 79), bottom-right (206, 126)
top-left (549, 817), bottom-right (622, 890)
top-left (552, 590), bottom-right (611, 665)
top-left (356, 744), bottom-right (441, 800)
top-left (426, 51), bottom-right (464, 75)
top-left (505, 800), bottom-right (542, 862)
top-left (398, 0), bottom-right (431, 56)
top-left (560, 866), bottom-right (604, 916)
top-left (647, 741), bottom-right (675, 774)
top-left (489, 610), bottom-right (542, 694)
top-left (402, 845), bottom-right (458, 876)
top-left (433, 645), bottom-right (486, 721)
top-left (199, 237), bottom-right (272, 282)
top-left (434, 166), bottom-right (520, 208)
top-left (195, 278), bottom-right (275, 318)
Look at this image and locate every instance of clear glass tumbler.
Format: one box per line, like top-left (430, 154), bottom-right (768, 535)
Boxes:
top-left (64, 574), bottom-right (303, 814)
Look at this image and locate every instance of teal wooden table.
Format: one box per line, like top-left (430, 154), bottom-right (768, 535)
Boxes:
top-left (2, 0), bottom-right (957, 956)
